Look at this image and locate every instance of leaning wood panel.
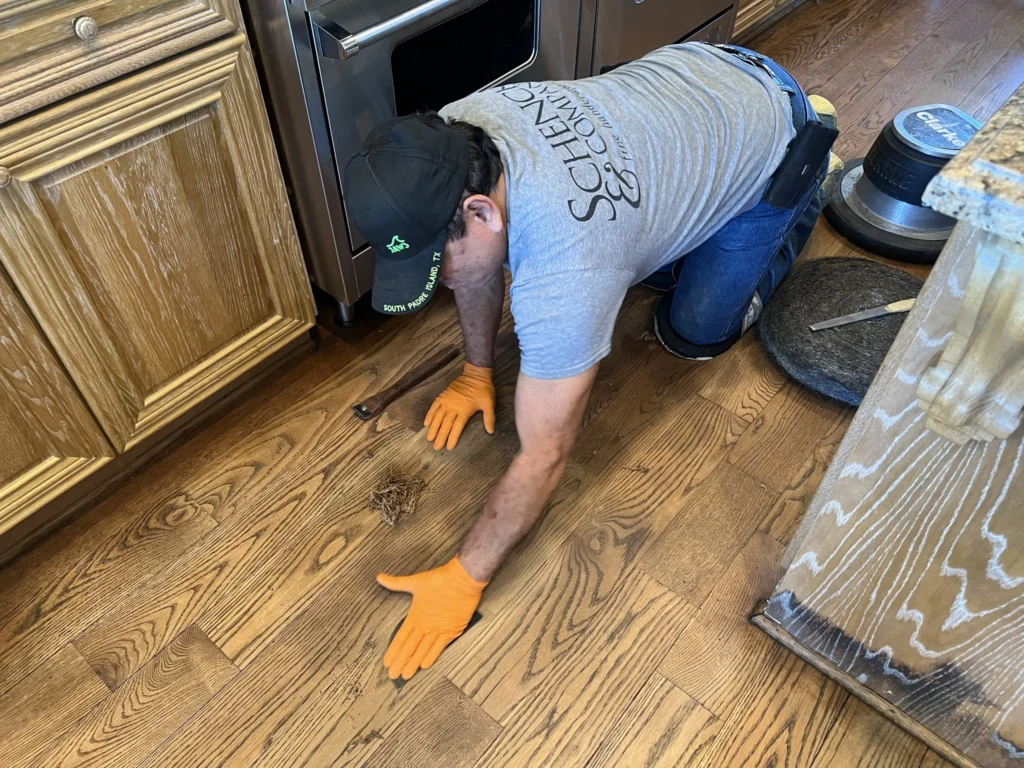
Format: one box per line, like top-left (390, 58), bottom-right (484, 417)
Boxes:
top-left (0, 0), bottom-right (238, 123)
top-left (0, 35), bottom-right (315, 453)
top-left (762, 223), bottom-right (1024, 768)
top-left (0, 263), bottom-right (112, 537)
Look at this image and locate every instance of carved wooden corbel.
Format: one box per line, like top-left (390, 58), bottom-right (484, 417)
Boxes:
top-left (917, 226), bottom-right (1024, 443)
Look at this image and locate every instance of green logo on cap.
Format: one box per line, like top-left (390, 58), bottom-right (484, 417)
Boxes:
top-left (386, 235), bottom-right (409, 254)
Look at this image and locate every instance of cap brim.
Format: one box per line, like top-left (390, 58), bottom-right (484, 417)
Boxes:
top-left (370, 230), bottom-right (446, 315)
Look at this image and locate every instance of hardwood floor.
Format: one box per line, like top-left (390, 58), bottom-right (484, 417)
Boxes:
top-left (2, 1), bottom-right (1020, 765)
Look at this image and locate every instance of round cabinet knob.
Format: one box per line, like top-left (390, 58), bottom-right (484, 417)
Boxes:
top-left (73, 16), bottom-right (99, 41)
top-left (0, 168), bottom-right (10, 189)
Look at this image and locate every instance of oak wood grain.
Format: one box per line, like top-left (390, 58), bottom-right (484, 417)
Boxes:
top-left (71, 308), bottom-right (470, 689)
top-left (751, 0), bottom-right (877, 73)
top-left (0, 35), bottom-right (314, 452)
top-left (759, 413), bottom-right (851, 546)
top-left (697, 331), bottom-right (787, 423)
top-left (0, 644), bottom-right (108, 767)
top-left (659, 531), bottom-right (786, 719)
top-left (360, 679), bottom-right (501, 768)
top-left (471, 571), bottom-right (693, 767)
top-left (693, 644), bottom-right (848, 768)
top-left (0, 0), bottom-right (237, 123)
top-left (32, 625), bottom-right (237, 768)
top-left (0, 492), bottom-right (217, 697)
top-left (0, 264), bottom-right (112, 537)
top-left (638, 462), bottom-right (778, 605)
top-left (728, 382), bottom-right (848, 493)
top-left (962, 35), bottom-right (1024, 122)
top-left (589, 673), bottom-right (721, 768)
top-left (833, 0), bottom-right (1010, 159)
top-left (810, 697), bottom-right (936, 768)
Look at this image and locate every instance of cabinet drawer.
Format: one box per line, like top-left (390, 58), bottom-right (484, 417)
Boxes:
top-left (0, 0), bottom-right (237, 123)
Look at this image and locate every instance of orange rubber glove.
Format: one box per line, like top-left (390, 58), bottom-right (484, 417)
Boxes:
top-left (377, 557), bottom-right (487, 680)
top-left (424, 363), bottom-right (496, 450)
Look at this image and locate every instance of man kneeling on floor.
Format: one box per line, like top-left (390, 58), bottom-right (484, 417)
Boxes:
top-left (343, 42), bottom-right (839, 680)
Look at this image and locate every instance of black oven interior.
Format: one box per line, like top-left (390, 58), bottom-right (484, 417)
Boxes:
top-left (391, 0), bottom-right (537, 115)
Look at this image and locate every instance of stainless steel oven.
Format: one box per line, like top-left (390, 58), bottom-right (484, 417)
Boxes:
top-left (245, 0), bottom-right (581, 322)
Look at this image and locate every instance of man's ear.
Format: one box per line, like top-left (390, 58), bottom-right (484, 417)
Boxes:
top-left (464, 195), bottom-right (504, 234)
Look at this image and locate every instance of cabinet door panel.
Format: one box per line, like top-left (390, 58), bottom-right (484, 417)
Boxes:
top-left (0, 35), bottom-right (315, 453)
top-left (0, 265), bottom-right (112, 536)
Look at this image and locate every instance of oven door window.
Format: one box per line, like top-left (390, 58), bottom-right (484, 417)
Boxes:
top-left (391, 0), bottom-right (537, 115)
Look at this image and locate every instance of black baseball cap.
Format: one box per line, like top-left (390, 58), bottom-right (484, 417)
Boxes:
top-left (343, 115), bottom-right (469, 315)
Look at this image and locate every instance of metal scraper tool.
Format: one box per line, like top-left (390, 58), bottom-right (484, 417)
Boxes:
top-left (809, 298), bottom-right (916, 332)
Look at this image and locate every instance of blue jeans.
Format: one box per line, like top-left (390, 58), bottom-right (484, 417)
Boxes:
top-left (667, 48), bottom-right (827, 348)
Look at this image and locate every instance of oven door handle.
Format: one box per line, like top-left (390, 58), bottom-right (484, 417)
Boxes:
top-left (311, 0), bottom-right (489, 59)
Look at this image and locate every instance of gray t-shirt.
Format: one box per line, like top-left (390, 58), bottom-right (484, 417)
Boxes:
top-left (440, 43), bottom-right (794, 379)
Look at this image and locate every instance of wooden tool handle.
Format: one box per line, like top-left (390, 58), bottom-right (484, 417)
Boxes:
top-left (885, 298), bottom-right (916, 313)
top-left (351, 344), bottom-right (460, 420)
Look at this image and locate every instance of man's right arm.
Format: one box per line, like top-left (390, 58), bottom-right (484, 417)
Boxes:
top-left (423, 272), bottom-right (505, 450)
top-left (454, 271), bottom-right (505, 367)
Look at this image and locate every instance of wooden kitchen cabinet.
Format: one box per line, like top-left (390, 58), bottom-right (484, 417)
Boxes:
top-left (0, 264), bottom-right (113, 539)
top-left (0, 34), bottom-right (315, 453)
top-left (734, 0), bottom-right (781, 38)
top-left (0, 0), bottom-right (239, 123)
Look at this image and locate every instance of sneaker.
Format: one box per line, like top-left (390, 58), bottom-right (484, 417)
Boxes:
top-left (808, 94), bottom-right (837, 131)
top-left (808, 95), bottom-right (843, 205)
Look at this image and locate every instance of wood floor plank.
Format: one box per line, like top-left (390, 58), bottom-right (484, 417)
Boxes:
top-left (638, 462), bottom-right (778, 606)
top-left (787, 0), bottom-right (942, 92)
top-left (72, 470), bottom-right (349, 689)
top-left (0, 493), bottom-right (217, 696)
top-left (33, 625), bottom-right (237, 768)
top-left (961, 35), bottom-right (1024, 121)
top-left (693, 645), bottom-right (848, 768)
top-left (139, 424), bottom-right (521, 767)
top-left (360, 679), bottom-right (502, 768)
top-left (906, 1), bottom-right (1024, 110)
top-left (728, 383), bottom-right (848, 494)
top-left (759, 413), bottom-right (851, 546)
top-left (696, 332), bottom-right (787, 424)
top-left (659, 531), bottom-right (785, 719)
top-left (834, 0), bottom-right (1009, 159)
top-left (71, 317), bottom-right (474, 690)
top-left (195, 503), bottom-right (359, 668)
top-left (459, 393), bottom-right (745, 631)
top-left (0, 644), bottom-right (108, 768)
top-left (444, 399), bottom-right (740, 715)
top-left (809, 696), bottom-right (932, 768)
top-left (751, 0), bottom-right (878, 72)
top-left (812, 0), bottom-right (969, 153)
top-left (588, 673), bottom-right (720, 768)
top-left (470, 570), bottom-right (692, 768)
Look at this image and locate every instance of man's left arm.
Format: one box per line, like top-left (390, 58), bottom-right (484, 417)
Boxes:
top-left (375, 366), bottom-right (597, 679)
top-left (459, 365), bottom-right (598, 580)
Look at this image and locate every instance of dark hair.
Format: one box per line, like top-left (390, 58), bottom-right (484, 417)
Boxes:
top-left (418, 112), bottom-right (503, 241)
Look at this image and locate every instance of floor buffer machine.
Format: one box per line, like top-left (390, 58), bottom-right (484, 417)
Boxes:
top-left (824, 104), bottom-right (982, 263)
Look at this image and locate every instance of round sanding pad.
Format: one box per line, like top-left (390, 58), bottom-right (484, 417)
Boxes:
top-left (760, 258), bottom-right (923, 406)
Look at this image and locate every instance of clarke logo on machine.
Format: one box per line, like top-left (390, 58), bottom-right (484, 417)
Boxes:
top-left (386, 235), bottom-right (410, 254)
top-left (915, 111), bottom-right (967, 148)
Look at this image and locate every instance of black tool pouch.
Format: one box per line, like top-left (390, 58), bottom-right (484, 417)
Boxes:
top-left (764, 120), bottom-right (839, 209)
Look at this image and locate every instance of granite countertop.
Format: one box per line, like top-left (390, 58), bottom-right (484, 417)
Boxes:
top-left (923, 83), bottom-right (1024, 245)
